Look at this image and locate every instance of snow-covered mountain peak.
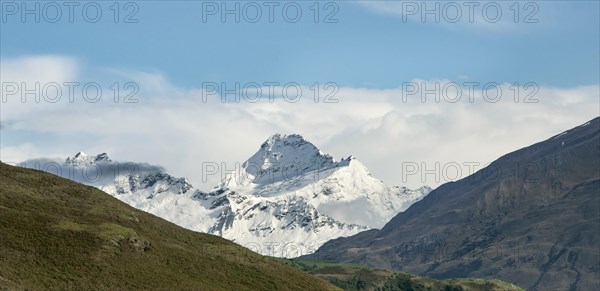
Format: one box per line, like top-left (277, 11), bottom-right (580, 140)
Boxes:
top-left (65, 152), bottom-right (111, 165)
top-left (71, 151), bottom-right (87, 160)
top-left (228, 134), bottom-right (337, 187)
top-left (261, 133), bottom-right (307, 148)
top-left (338, 155), bottom-right (362, 166)
top-left (94, 153), bottom-right (110, 162)
top-left (337, 155), bottom-right (373, 176)
top-left (256, 133), bottom-right (333, 162)
top-left (62, 152), bottom-right (191, 197)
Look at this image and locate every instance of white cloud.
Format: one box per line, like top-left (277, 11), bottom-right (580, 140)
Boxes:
top-left (1, 55), bottom-right (80, 120)
top-left (0, 143), bottom-right (43, 165)
top-left (1, 56), bottom-right (598, 190)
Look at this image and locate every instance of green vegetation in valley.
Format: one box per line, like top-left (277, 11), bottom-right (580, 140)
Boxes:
top-left (280, 259), bottom-right (524, 291)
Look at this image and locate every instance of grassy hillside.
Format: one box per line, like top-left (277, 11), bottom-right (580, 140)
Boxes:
top-left (0, 163), bottom-right (337, 290)
top-left (280, 259), bottom-right (524, 291)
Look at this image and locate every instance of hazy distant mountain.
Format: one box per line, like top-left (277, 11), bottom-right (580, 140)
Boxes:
top-left (304, 117), bottom-right (600, 290)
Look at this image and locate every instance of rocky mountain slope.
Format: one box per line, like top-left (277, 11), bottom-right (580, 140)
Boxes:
top-left (304, 117), bottom-right (600, 290)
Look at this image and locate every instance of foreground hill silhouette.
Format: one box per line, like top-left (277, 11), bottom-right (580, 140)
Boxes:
top-left (306, 117), bottom-right (600, 290)
top-left (0, 163), bottom-right (337, 290)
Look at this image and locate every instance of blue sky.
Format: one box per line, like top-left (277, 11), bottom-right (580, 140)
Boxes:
top-left (2, 1), bottom-right (598, 88)
top-left (1, 1), bottom-right (599, 189)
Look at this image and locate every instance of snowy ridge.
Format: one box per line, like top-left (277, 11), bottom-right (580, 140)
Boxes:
top-left (44, 134), bottom-right (431, 257)
top-left (61, 152), bottom-right (193, 198)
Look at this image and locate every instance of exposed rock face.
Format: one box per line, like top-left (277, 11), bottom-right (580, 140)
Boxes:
top-left (307, 117), bottom-right (600, 291)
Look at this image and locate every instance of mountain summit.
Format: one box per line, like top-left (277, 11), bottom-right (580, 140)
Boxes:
top-left (223, 134), bottom-right (337, 188)
top-left (65, 152), bottom-right (111, 164)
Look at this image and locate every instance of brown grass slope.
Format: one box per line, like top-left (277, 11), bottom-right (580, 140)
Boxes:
top-left (0, 163), bottom-right (338, 290)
